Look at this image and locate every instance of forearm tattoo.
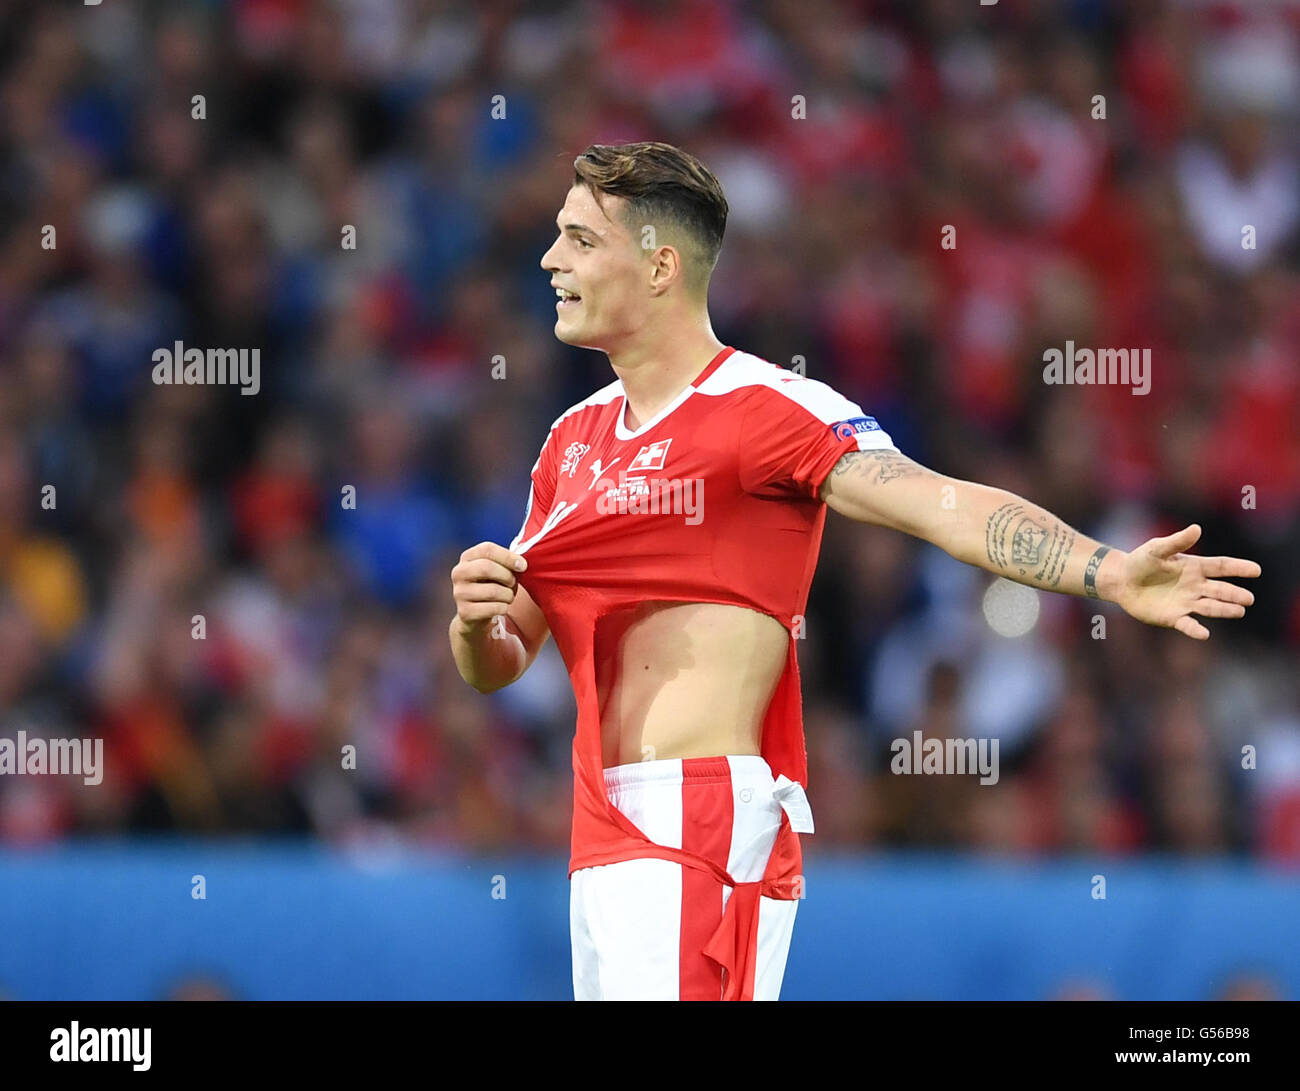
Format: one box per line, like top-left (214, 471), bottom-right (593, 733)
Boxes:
top-left (828, 449), bottom-right (931, 487)
top-left (1083, 545), bottom-right (1111, 599)
top-left (984, 502), bottom-right (1076, 588)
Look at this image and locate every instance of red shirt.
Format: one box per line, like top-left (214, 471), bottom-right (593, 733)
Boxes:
top-left (511, 346), bottom-right (897, 995)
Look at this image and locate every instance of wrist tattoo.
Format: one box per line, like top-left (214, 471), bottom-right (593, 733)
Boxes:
top-left (1084, 546), bottom-right (1111, 599)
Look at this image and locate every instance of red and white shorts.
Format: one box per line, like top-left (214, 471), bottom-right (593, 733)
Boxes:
top-left (569, 755), bottom-right (802, 1001)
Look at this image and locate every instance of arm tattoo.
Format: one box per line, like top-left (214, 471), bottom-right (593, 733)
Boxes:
top-left (828, 449), bottom-right (930, 487)
top-left (1083, 545), bottom-right (1111, 599)
top-left (984, 502), bottom-right (1075, 589)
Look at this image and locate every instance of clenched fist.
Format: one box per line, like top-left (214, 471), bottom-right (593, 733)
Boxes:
top-left (450, 542), bottom-right (528, 632)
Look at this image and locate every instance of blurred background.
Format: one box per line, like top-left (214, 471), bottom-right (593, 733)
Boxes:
top-left (0, 0), bottom-right (1298, 1000)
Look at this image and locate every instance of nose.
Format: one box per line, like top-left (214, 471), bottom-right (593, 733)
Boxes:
top-left (540, 238), bottom-right (562, 273)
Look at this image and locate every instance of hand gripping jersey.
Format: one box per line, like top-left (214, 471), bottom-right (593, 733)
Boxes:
top-left (511, 346), bottom-right (897, 999)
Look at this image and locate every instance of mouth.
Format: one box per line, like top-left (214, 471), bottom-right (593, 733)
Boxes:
top-left (554, 285), bottom-right (582, 311)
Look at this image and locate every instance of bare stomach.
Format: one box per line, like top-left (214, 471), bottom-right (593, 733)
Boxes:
top-left (593, 601), bottom-right (790, 768)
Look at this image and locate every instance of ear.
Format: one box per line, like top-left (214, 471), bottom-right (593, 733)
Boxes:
top-left (646, 243), bottom-right (682, 296)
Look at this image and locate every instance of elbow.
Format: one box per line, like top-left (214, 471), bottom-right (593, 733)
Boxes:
top-left (464, 667), bottom-right (523, 696)
top-left (456, 669), bottom-right (504, 695)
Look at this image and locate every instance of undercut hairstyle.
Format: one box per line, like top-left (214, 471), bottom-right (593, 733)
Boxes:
top-left (572, 141), bottom-right (729, 291)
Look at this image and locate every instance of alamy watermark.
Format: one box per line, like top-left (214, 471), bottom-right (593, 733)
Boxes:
top-left (0, 731), bottom-right (103, 785)
top-left (594, 471), bottom-right (703, 525)
top-left (50, 1023), bottom-right (150, 1071)
top-left (890, 731), bottom-right (1000, 785)
top-left (1042, 341), bottom-right (1150, 396)
top-left (152, 341), bottom-right (260, 395)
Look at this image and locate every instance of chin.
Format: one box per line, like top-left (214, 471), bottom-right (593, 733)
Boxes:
top-left (554, 321), bottom-right (604, 350)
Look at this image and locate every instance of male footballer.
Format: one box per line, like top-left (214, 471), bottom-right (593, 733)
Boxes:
top-left (448, 142), bottom-right (1261, 1001)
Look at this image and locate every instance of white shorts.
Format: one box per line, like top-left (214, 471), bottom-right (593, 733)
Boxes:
top-left (570, 755), bottom-right (801, 1001)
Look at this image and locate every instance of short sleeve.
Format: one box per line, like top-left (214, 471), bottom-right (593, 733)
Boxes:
top-left (509, 424), bottom-right (561, 551)
top-left (737, 378), bottom-right (898, 499)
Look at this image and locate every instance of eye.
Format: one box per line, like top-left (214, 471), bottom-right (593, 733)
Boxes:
top-left (577, 237), bottom-right (593, 249)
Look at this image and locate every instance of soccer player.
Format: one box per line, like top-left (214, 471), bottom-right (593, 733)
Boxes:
top-left (448, 142), bottom-right (1261, 1001)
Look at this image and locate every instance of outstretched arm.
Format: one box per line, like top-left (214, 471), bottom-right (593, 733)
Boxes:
top-left (820, 449), bottom-right (1261, 640)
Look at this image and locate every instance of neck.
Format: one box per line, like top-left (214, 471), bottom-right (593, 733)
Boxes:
top-left (606, 315), bottom-right (725, 429)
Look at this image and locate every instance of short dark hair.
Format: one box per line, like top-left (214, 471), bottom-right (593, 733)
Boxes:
top-left (572, 141), bottom-right (728, 287)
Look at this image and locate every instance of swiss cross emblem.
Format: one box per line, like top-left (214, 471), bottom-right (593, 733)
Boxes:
top-left (560, 442), bottom-right (591, 478)
top-left (627, 438), bottom-right (672, 474)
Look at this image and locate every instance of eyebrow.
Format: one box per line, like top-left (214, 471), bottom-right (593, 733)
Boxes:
top-left (557, 219), bottom-right (598, 239)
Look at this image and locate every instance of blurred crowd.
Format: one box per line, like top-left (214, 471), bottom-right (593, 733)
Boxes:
top-left (1, 0), bottom-right (1298, 863)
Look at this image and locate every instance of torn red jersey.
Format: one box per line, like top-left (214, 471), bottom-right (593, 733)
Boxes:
top-left (511, 345), bottom-right (897, 998)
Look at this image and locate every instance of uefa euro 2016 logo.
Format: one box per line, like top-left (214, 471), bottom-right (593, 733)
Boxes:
top-left (831, 416), bottom-right (881, 441)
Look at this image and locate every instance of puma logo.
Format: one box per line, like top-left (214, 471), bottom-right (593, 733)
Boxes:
top-left (588, 457), bottom-right (620, 489)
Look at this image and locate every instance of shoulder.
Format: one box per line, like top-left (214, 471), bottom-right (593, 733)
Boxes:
top-left (697, 350), bottom-right (870, 425)
top-left (534, 378), bottom-right (624, 459)
top-left (551, 377), bottom-right (623, 432)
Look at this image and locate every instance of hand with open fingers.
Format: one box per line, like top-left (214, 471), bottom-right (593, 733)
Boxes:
top-left (1113, 524), bottom-right (1261, 640)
